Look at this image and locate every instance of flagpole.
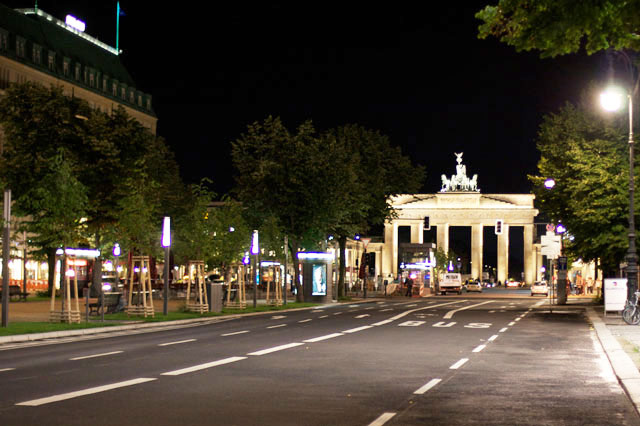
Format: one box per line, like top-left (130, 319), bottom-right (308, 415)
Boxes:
top-left (116, 2), bottom-right (120, 53)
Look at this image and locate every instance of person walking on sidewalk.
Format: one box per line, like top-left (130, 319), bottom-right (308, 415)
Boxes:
top-left (405, 276), bottom-right (414, 297)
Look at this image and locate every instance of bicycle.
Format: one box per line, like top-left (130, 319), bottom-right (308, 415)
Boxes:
top-left (622, 291), bottom-right (640, 325)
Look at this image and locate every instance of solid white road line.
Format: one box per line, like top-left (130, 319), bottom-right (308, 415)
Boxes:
top-left (488, 335), bottom-right (499, 342)
top-left (499, 327), bottom-right (508, 333)
top-left (371, 319), bottom-right (395, 326)
top-left (0, 367), bottom-right (15, 372)
top-left (162, 357), bottom-right (246, 376)
top-left (342, 325), bottom-right (374, 333)
top-left (414, 378), bottom-right (442, 394)
top-left (70, 351), bottom-right (123, 361)
top-left (472, 344), bottom-right (486, 353)
top-left (369, 412), bottom-right (396, 426)
top-left (298, 319), bottom-right (313, 323)
top-left (16, 378), bottom-right (157, 406)
top-left (267, 324), bottom-right (287, 329)
top-left (443, 301), bottom-right (494, 319)
top-left (158, 339), bottom-right (197, 346)
top-left (450, 358), bottom-right (469, 369)
top-left (303, 333), bottom-right (343, 343)
top-left (221, 331), bottom-right (249, 337)
top-left (371, 301), bottom-right (461, 327)
top-left (247, 342), bottom-right (304, 356)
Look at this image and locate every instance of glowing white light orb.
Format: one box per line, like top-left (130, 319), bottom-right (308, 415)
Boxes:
top-left (600, 88), bottom-right (625, 112)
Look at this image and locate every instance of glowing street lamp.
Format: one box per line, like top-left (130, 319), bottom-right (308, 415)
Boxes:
top-left (161, 217), bottom-right (171, 315)
top-left (601, 85), bottom-right (637, 300)
top-left (544, 178), bottom-right (556, 189)
top-left (251, 230), bottom-right (259, 308)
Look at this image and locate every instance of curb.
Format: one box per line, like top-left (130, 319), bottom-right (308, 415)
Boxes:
top-left (587, 307), bottom-right (640, 414)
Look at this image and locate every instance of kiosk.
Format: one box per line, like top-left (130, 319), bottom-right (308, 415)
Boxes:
top-left (299, 252), bottom-right (334, 303)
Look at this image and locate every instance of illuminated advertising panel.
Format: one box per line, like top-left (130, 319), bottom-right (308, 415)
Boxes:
top-left (312, 264), bottom-right (326, 296)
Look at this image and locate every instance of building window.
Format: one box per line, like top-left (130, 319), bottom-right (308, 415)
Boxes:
top-left (16, 37), bottom-right (25, 58)
top-left (47, 51), bottom-right (55, 72)
top-left (89, 69), bottom-right (95, 87)
top-left (75, 63), bottom-right (81, 81)
top-left (129, 89), bottom-right (134, 103)
top-left (146, 97), bottom-right (151, 110)
top-left (0, 29), bottom-right (8, 51)
top-left (112, 80), bottom-right (118, 97)
top-left (120, 86), bottom-right (126, 100)
top-left (103, 76), bottom-right (108, 92)
top-left (32, 44), bottom-right (41, 64)
top-left (63, 58), bottom-right (70, 77)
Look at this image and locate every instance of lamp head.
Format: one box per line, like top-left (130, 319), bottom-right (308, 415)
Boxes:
top-left (600, 87), bottom-right (625, 112)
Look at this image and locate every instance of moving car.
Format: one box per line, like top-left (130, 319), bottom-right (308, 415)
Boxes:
top-left (531, 281), bottom-right (549, 296)
top-left (439, 273), bottom-right (463, 295)
top-left (506, 280), bottom-right (520, 288)
top-left (466, 280), bottom-right (483, 293)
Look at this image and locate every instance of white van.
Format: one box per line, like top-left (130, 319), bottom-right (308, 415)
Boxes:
top-left (439, 273), bottom-right (462, 295)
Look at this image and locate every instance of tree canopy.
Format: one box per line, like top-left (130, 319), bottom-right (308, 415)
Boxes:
top-left (476, 0), bottom-right (640, 58)
top-left (529, 98), bottom-right (630, 275)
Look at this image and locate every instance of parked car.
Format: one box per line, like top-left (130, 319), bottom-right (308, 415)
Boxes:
top-left (506, 280), bottom-right (520, 288)
top-left (531, 281), bottom-right (549, 296)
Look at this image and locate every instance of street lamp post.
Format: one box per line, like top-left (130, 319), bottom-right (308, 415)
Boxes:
top-left (251, 230), bottom-right (259, 308)
top-left (161, 217), bottom-right (171, 316)
top-left (602, 87), bottom-right (638, 300)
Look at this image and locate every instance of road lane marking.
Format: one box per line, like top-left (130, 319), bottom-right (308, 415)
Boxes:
top-left (221, 331), bottom-right (249, 337)
top-left (472, 344), bottom-right (486, 353)
top-left (371, 319), bottom-right (394, 326)
top-left (319, 315), bottom-right (329, 318)
top-left (271, 315), bottom-right (287, 319)
top-left (499, 327), bottom-right (508, 333)
top-left (311, 310), bottom-right (324, 313)
top-left (515, 318), bottom-right (521, 322)
top-left (369, 412), bottom-right (396, 426)
top-left (162, 356), bottom-right (246, 376)
top-left (298, 319), bottom-right (313, 323)
top-left (70, 351), bottom-right (123, 361)
top-left (406, 304), bottom-right (417, 307)
top-left (371, 301), bottom-right (461, 327)
top-left (16, 378), bottom-right (157, 406)
top-left (379, 308), bottom-right (393, 312)
top-left (0, 367), bottom-right (15, 372)
top-left (303, 333), bottom-right (343, 343)
top-left (158, 339), bottom-right (197, 346)
top-left (355, 314), bottom-right (370, 319)
top-left (365, 307), bottom-right (375, 310)
top-left (399, 321), bottom-right (426, 327)
top-left (267, 324), bottom-right (287, 329)
top-left (432, 321), bottom-right (456, 327)
top-left (414, 378), bottom-right (441, 394)
top-left (488, 335), bottom-right (499, 342)
top-left (443, 301), bottom-right (494, 319)
top-left (450, 358), bottom-right (469, 369)
top-left (342, 325), bottom-right (373, 333)
top-left (508, 321), bottom-right (516, 326)
top-left (333, 312), bottom-right (343, 315)
top-left (247, 342), bottom-right (304, 356)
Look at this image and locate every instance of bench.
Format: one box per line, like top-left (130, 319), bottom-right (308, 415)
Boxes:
top-left (0, 285), bottom-right (29, 301)
top-left (88, 292), bottom-right (122, 315)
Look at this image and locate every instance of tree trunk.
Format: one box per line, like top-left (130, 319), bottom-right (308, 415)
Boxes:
top-left (290, 238), bottom-right (303, 302)
top-left (91, 232), bottom-right (102, 296)
top-left (47, 247), bottom-right (56, 296)
top-left (338, 236), bottom-right (347, 298)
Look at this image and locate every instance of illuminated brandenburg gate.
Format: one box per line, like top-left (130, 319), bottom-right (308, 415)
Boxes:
top-left (382, 154), bottom-right (539, 284)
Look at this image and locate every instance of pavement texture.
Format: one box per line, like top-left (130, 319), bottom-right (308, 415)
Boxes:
top-left (4, 294), bottom-right (640, 416)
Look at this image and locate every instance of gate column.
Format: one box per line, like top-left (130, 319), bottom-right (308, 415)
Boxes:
top-left (471, 224), bottom-right (483, 280)
top-left (497, 224), bottom-right (509, 284)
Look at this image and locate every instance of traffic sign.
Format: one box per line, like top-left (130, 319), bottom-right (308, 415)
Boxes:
top-left (541, 235), bottom-right (561, 259)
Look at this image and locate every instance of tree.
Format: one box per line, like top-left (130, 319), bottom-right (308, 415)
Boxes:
top-left (231, 116), bottom-right (343, 302)
top-left (324, 124), bottom-right (425, 298)
top-left (434, 247), bottom-right (458, 282)
top-left (529, 99), bottom-right (629, 276)
top-left (476, 0), bottom-right (640, 58)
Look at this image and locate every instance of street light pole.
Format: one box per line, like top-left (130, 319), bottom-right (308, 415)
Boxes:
top-left (626, 93), bottom-right (638, 300)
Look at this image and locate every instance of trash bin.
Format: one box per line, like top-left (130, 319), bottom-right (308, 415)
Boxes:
top-left (207, 283), bottom-right (223, 313)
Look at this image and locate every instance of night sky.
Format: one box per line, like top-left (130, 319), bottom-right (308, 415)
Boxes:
top-left (5, 1), bottom-right (608, 196)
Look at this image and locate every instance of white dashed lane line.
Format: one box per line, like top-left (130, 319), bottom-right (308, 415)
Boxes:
top-left (0, 367), bottom-right (15, 372)
top-left (298, 319), bottom-right (313, 323)
top-left (162, 356), bottom-right (246, 376)
top-left (221, 331), bottom-right (249, 337)
top-left (267, 324), bottom-right (287, 329)
top-left (450, 358), bottom-right (469, 370)
top-left (247, 343), bottom-right (305, 356)
top-left (368, 412), bottom-right (396, 426)
top-left (69, 351), bottom-right (123, 361)
top-left (414, 378), bottom-right (442, 395)
top-left (472, 344), bottom-right (486, 353)
top-left (303, 333), bottom-right (343, 343)
top-left (158, 339), bottom-right (197, 346)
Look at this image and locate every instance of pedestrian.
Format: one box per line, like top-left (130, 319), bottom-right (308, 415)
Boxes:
top-left (587, 277), bottom-right (594, 295)
top-left (405, 276), bottom-right (414, 297)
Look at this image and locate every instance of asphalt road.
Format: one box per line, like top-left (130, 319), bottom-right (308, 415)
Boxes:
top-left (0, 298), bottom-right (638, 425)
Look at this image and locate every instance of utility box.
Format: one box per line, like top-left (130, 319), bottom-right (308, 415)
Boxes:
top-left (299, 252), bottom-right (334, 303)
top-left (208, 283), bottom-right (223, 313)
